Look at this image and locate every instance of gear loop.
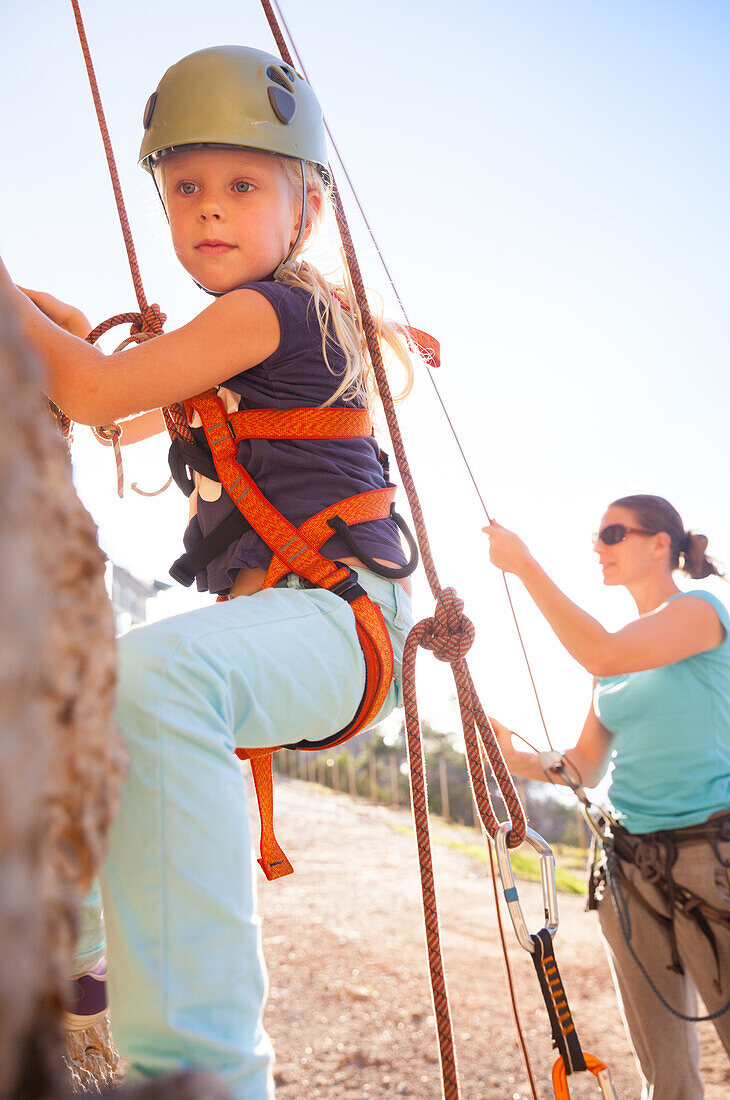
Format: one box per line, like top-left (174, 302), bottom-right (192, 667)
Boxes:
top-left (415, 587), bottom-right (475, 664)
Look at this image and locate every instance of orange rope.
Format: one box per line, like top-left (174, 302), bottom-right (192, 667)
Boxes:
top-left (258, 5), bottom-right (529, 1099)
top-left (68, 0), bottom-right (194, 448)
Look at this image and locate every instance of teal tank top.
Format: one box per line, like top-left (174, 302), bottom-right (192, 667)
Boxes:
top-left (593, 590), bottom-right (730, 834)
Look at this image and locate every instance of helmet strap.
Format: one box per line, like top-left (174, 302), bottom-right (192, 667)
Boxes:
top-left (273, 159), bottom-right (308, 282)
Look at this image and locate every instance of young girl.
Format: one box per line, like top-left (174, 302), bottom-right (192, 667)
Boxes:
top-left (1, 45), bottom-right (415, 1099)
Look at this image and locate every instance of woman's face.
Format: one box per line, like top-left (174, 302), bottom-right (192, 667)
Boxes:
top-left (592, 505), bottom-right (659, 587)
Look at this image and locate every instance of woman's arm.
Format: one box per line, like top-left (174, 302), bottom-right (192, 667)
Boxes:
top-left (485, 522), bottom-right (724, 674)
top-left (0, 259), bottom-right (280, 424)
top-left (490, 698), bottom-right (613, 790)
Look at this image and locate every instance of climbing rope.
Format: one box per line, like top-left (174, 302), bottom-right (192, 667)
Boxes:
top-left (261, 0), bottom-right (558, 758)
top-left (61, 0), bottom-right (194, 497)
top-left (258, 3), bottom-right (532, 1097)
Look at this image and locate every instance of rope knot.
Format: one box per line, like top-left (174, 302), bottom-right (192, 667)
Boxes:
top-left (417, 588), bottom-right (475, 664)
top-left (131, 303), bottom-right (166, 336)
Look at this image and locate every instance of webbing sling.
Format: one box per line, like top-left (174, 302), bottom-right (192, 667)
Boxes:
top-left (187, 389), bottom-right (399, 878)
top-left (530, 929), bottom-right (586, 1077)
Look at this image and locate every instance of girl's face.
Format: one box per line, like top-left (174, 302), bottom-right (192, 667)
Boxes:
top-left (159, 148), bottom-right (301, 293)
top-left (592, 504), bottom-right (666, 587)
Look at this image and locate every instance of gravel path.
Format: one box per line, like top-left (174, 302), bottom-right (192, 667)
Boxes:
top-left (253, 775), bottom-right (730, 1099)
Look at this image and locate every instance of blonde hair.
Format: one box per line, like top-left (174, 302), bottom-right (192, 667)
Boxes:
top-left (279, 158), bottom-right (414, 414)
top-left (154, 150), bottom-right (415, 414)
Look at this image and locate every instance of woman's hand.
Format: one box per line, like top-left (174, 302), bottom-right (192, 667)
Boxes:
top-left (482, 521), bottom-right (534, 577)
top-left (18, 288), bottom-right (91, 339)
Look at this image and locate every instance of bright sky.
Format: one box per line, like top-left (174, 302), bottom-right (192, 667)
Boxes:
top-left (2, 1), bottom-right (729, 767)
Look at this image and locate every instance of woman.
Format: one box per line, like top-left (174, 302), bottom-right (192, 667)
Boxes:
top-left (485, 494), bottom-right (730, 1100)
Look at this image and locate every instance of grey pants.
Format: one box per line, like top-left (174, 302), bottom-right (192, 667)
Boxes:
top-left (597, 837), bottom-right (730, 1099)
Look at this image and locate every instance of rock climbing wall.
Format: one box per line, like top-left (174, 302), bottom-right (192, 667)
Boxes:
top-left (0, 292), bottom-right (231, 1100)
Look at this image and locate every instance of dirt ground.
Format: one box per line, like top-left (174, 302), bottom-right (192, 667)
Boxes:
top-left (252, 774), bottom-right (730, 1100)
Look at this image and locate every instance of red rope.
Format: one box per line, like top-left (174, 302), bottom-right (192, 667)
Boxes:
top-left (258, 4), bottom-right (529, 1098)
top-left (67, 0), bottom-right (194, 448)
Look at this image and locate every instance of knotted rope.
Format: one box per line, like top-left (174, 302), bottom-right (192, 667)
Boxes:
top-left (259, 5), bottom-right (528, 1098)
top-left (85, 306), bottom-right (175, 497)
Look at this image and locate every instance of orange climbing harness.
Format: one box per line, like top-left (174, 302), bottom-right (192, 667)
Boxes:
top-left (182, 389), bottom-right (416, 879)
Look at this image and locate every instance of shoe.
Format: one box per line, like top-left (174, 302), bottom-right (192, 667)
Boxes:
top-left (64, 956), bottom-right (108, 1032)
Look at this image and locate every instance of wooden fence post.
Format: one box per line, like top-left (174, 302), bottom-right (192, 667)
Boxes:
top-left (439, 755), bottom-right (450, 823)
top-left (575, 804), bottom-right (589, 852)
top-left (369, 753), bottom-right (378, 804)
top-left (389, 754), bottom-right (400, 807)
top-left (331, 758), bottom-right (340, 792)
top-left (348, 754), bottom-right (357, 798)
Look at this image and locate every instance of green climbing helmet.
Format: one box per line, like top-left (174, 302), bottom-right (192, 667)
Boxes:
top-left (139, 45), bottom-right (329, 178)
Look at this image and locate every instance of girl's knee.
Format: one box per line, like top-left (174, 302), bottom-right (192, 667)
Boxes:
top-left (116, 619), bottom-right (203, 727)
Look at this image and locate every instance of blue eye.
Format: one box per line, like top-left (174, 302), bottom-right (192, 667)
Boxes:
top-left (178, 181), bottom-right (197, 195)
top-left (234, 180), bottom-right (253, 193)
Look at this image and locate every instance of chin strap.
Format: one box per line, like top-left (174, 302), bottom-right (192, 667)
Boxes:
top-left (273, 159), bottom-right (308, 281)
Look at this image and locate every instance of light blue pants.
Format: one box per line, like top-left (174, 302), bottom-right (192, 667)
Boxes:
top-left (96, 569), bottom-right (412, 1099)
top-left (73, 877), bottom-right (105, 979)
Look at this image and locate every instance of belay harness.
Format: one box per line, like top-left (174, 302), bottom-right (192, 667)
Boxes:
top-left (592, 813), bottom-right (730, 1021)
top-left (167, 387), bottom-right (418, 880)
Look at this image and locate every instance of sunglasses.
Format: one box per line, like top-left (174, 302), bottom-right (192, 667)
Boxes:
top-left (593, 523), bottom-right (652, 546)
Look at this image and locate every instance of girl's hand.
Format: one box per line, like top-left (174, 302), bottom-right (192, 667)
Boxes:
top-left (18, 287), bottom-right (91, 339)
top-left (482, 520), bottom-right (534, 577)
top-left (487, 716), bottom-right (517, 768)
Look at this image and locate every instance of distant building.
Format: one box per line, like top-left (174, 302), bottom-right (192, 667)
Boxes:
top-left (105, 562), bottom-right (171, 635)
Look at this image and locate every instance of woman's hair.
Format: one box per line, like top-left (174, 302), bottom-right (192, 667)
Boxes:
top-left (154, 151), bottom-right (415, 414)
top-left (611, 494), bottom-right (723, 579)
top-left (279, 158), bottom-right (414, 414)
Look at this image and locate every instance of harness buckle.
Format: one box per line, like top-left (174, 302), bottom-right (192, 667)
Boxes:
top-left (329, 562), bottom-right (366, 605)
top-left (495, 824), bottom-right (559, 953)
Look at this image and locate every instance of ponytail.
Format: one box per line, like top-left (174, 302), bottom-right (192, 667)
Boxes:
top-left (611, 494), bottom-right (724, 579)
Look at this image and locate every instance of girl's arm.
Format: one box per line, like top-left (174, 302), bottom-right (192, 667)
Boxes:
top-left (0, 259), bottom-right (279, 424)
top-left (490, 698), bottom-right (613, 790)
top-left (485, 522), bottom-right (724, 675)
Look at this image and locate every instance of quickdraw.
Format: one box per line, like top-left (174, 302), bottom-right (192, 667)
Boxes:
top-left (495, 825), bottom-right (617, 1099)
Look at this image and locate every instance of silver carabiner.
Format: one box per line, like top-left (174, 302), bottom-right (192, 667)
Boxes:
top-left (581, 801), bottom-right (618, 845)
top-left (494, 824), bottom-right (559, 954)
top-left (596, 1064), bottom-right (619, 1099)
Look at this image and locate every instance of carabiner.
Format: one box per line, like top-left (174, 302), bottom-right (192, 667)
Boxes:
top-left (494, 824), bottom-right (559, 954)
top-left (552, 1052), bottom-right (618, 1099)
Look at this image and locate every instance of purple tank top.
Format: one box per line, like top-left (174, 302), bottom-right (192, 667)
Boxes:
top-left (182, 281), bottom-right (407, 594)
